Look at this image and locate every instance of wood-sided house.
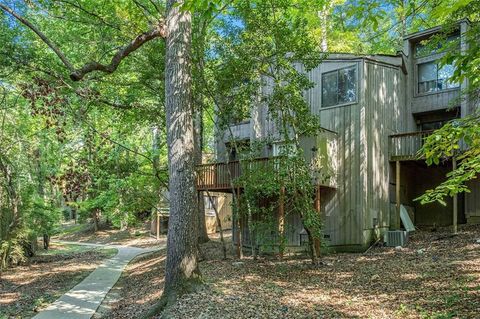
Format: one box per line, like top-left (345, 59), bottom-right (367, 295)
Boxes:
top-left (196, 20), bottom-right (480, 252)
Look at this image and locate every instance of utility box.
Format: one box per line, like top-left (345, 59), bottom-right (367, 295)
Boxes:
top-left (385, 230), bottom-right (408, 247)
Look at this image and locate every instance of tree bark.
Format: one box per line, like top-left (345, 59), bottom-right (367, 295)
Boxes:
top-left (163, 0), bottom-right (201, 302)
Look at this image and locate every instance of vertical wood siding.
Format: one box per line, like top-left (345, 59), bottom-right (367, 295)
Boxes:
top-left (465, 178), bottom-right (480, 223)
top-left (307, 60), bottom-right (364, 247)
top-left (363, 62), bottom-right (404, 244)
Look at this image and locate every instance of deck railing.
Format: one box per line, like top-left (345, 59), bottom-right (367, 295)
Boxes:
top-left (389, 130), bottom-right (434, 160)
top-left (196, 157), bottom-right (276, 191)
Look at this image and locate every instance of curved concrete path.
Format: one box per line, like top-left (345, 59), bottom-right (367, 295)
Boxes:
top-left (33, 241), bottom-right (164, 319)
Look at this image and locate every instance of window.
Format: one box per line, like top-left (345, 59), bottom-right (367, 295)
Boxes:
top-left (321, 66), bottom-right (357, 108)
top-left (418, 61), bottom-right (459, 94)
top-left (415, 107), bottom-right (460, 131)
top-left (415, 33), bottom-right (460, 58)
top-left (204, 196), bottom-right (217, 216)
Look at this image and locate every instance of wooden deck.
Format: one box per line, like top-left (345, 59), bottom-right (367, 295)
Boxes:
top-left (196, 156), bottom-right (336, 192)
top-left (196, 157), bottom-right (275, 192)
top-left (389, 130), bottom-right (434, 161)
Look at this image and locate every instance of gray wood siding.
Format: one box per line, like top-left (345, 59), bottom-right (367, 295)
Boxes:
top-left (306, 60), bottom-right (404, 247)
top-left (364, 62), bottom-right (405, 243)
top-left (412, 89), bottom-right (461, 113)
top-left (228, 57), bottom-right (406, 249)
top-left (307, 60), bottom-right (364, 247)
top-left (465, 178), bottom-right (480, 222)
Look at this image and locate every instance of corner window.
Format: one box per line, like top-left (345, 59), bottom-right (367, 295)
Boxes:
top-left (417, 61), bottom-right (459, 94)
top-left (321, 66), bottom-right (357, 108)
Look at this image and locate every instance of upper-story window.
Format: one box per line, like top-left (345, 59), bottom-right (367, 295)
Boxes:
top-left (418, 61), bottom-right (459, 94)
top-left (414, 32), bottom-right (460, 58)
top-left (321, 66), bottom-right (357, 108)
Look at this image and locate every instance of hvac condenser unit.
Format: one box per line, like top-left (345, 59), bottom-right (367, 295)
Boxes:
top-left (385, 230), bottom-right (408, 247)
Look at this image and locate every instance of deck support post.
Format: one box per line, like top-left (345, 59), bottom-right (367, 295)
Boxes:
top-left (453, 158), bottom-right (458, 234)
top-left (314, 185), bottom-right (321, 257)
top-left (278, 185), bottom-right (285, 258)
top-left (235, 187), bottom-right (243, 259)
top-left (395, 161), bottom-right (401, 229)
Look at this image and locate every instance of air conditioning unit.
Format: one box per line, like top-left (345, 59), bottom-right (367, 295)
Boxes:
top-left (385, 230), bottom-right (408, 247)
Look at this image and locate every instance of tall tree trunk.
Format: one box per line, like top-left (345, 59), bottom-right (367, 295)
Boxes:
top-left (163, 0), bottom-right (201, 303)
top-left (192, 17), bottom-right (209, 244)
top-left (195, 107), bottom-right (209, 243)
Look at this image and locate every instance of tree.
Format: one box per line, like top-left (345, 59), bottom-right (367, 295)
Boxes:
top-left (162, 0), bottom-right (201, 304)
top-left (417, 0), bottom-right (479, 204)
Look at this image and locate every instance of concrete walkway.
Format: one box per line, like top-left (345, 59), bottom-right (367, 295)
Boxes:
top-left (33, 241), bottom-right (164, 319)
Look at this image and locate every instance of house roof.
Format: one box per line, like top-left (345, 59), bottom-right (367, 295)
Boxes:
top-left (318, 53), bottom-right (406, 72)
top-left (403, 18), bottom-right (470, 41)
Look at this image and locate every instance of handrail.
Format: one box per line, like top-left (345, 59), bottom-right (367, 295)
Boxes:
top-left (389, 129), bottom-right (435, 138)
top-left (389, 130), bottom-right (435, 160)
top-left (196, 156), bottom-right (273, 168)
top-left (196, 157), bottom-right (284, 190)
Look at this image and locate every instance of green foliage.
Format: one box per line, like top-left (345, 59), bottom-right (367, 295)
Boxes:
top-left (0, 0), bottom-right (168, 269)
top-left (417, 1), bottom-right (480, 204)
top-left (28, 196), bottom-right (63, 237)
top-left (418, 114), bottom-right (480, 204)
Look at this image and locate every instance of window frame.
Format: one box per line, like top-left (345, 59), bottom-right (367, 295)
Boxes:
top-left (415, 59), bottom-right (460, 96)
top-left (204, 195), bottom-right (218, 216)
top-left (321, 64), bottom-right (358, 109)
top-left (414, 32), bottom-right (460, 59)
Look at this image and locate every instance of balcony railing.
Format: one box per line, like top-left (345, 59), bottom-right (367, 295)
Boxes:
top-left (196, 154), bottom-right (337, 191)
top-left (196, 157), bottom-right (275, 191)
top-left (389, 130), bottom-right (434, 160)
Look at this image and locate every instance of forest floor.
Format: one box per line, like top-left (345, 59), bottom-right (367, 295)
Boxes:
top-left (0, 243), bottom-right (117, 319)
top-left (57, 222), bottom-right (166, 248)
top-left (93, 225), bottom-right (480, 319)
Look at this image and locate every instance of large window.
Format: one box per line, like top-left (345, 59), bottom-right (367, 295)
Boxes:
top-left (417, 61), bottom-right (459, 94)
top-left (321, 66), bottom-right (357, 108)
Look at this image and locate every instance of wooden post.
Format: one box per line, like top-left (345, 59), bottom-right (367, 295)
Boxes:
top-left (314, 185), bottom-right (321, 257)
top-left (453, 158), bottom-right (458, 234)
top-left (395, 161), bottom-right (401, 229)
top-left (156, 211), bottom-right (160, 240)
top-left (235, 187), bottom-right (243, 259)
top-left (278, 185), bottom-right (285, 258)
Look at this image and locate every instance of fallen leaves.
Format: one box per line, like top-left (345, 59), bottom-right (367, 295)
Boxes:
top-left (0, 243), bottom-right (115, 319)
top-left (94, 225), bottom-right (479, 319)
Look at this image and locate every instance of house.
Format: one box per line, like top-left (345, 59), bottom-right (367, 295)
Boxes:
top-left (196, 20), bottom-right (479, 252)
top-left (150, 191), bottom-right (233, 237)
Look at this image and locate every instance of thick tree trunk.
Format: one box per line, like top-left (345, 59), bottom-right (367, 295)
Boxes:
top-left (163, 0), bottom-right (201, 302)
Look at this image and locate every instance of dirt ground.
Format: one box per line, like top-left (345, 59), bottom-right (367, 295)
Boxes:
top-left (57, 222), bottom-right (166, 248)
top-left (0, 243), bottom-right (116, 319)
top-left (95, 225), bottom-right (480, 319)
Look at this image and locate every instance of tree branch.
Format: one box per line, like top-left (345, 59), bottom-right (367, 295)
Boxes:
top-left (0, 3), bottom-right (75, 72)
top-left (70, 22), bottom-right (166, 81)
top-left (0, 4), bottom-right (166, 82)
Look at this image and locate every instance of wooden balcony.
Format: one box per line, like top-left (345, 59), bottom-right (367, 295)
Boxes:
top-left (196, 155), bottom-right (337, 192)
top-left (389, 130), bottom-right (434, 161)
top-left (196, 157), bottom-right (275, 192)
